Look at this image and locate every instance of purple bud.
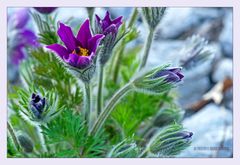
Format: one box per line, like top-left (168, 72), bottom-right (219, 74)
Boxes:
top-left (30, 93), bottom-right (46, 119)
top-left (176, 131), bottom-right (193, 141)
top-left (153, 67), bottom-right (184, 83)
top-left (95, 11), bottom-right (123, 35)
top-left (34, 7), bottom-right (57, 14)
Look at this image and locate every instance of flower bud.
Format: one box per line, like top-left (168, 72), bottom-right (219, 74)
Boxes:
top-left (30, 93), bottom-right (46, 119)
top-left (141, 7), bottom-right (166, 30)
top-left (94, 11), bottom-right (123, 65)
top-left (146, 123), bottom-right (193, 157)
top-left (179, 35), bottom-right (214, 70)
top-left (107, 140), bottom-right (140, 158)
top-left (132, 65), bottom-right (184, 94)
top-left (17, 132), bottom-right (34, 153)
top-left (34, 7), bottom-right (57, 14)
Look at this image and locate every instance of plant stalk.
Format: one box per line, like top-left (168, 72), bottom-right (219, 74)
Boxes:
top-left (97, 64), bottom-right (104, 115)
top-left (90, 83), bottom-right (132, 135)
top-left (139, 29), bottom-right (154, 70)
top-left (83, 82), bottom-right (92, 130)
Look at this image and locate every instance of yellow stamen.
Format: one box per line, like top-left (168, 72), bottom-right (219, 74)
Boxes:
top-left (80, 47), bottom-right (89, 56)
top-left (72, 46), bottom-right (89, 56)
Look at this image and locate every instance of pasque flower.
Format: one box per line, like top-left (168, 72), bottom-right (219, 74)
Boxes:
top-left (146, 123), bottom-right (193, 157)
top-left (141, 7), bottom-right (166, 30)
top-left (34, 7), bottom-right (57, 14)
top-left (47, 19), bottom-right (104, 70)
top-left (132, 65), bottom-right (184, 94)
top-left (30, 93), bottom-right (46, 119)
top-left (153, 68), bottom-right (184, 83)
top-left (8, 8), bottom-right (39, 65)
top-left (94, 11), bottom-right (123, 64)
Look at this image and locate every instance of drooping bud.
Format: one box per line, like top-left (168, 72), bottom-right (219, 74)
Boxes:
top-left (132, 65), bottom-right (184, 94)
top-left (141, 7), bottom-right (166, 30)
top-left (30, 93), bottom-right (46, 119)
top-left (34, 7), bottom-right (57, 14)
top-left (146, 123), bottom-right (193, 157)
top-left (17, 132), bottom-right (34, 153)
top-left (107, 140), bottom-right (140, 158)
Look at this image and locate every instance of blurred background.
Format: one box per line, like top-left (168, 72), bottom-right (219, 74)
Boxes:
top-left (7, 7), bottom-right (233, 157)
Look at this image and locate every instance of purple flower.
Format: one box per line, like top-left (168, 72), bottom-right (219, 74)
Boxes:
top-left (30, 93), bottom-right (46, 119)
top-left (34, 7), bottom-right (57, 14)
top-left (153, 67), bottom-right (184, 83)
top-left (47, 19), bottom-right (104, 69)
top-left (94, 11), bottom-right (123, 64)
top-left (12, 8), bottom-right (30, 29)
top-left (12, 46), bottom-right (25, 65)
top-left (95, 11), bottom-right (123, 36)
top-left (8, 8), bottom-right (39, 66)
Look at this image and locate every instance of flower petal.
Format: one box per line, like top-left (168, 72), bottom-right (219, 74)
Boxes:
top-left (112, 16), bottom-right (123, 28)
top-left (77, 56), bottom-right (91, 69)
top-left (12, 47), bottom-right (25, 65)
top-left (46, 44), bottom-right (69, 58)
top-left (103, 11), bottom-right (111, 24)
top-left (63, 53), bottom-right (79, 67)
top-left (18, 29), bottom-right (39, 47)
top-left (13, 8), bottom-right (29, 29)
top-left (95, 14), bottom-right (101, 23)
top-left (103, 24), bottom-right (117, 35)
top-left (76, 19), bottom-right (92, 48)
top-left (88, 34), bottom-right (104, 53)
top-left (57, 22), bottom-right (77, 51)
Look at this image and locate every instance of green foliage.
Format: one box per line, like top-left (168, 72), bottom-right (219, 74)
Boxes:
top-left (7, 136), bottom-right (20, 158)
top-left (41, 110), bottom-right (109, 158)
top-left (31, 12), bottom-right (58, 45)
top-left (20, 48), bottom-right (82, 109)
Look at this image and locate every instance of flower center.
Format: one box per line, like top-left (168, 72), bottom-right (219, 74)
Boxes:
top-left (72, 46), bottom-right (89, 56)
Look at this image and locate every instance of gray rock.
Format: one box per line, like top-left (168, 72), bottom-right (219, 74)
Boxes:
top-left (146, 40), bottom-right (184, 68)
top-left (158, 8), bottom-right (223, 39)
top-left (219, 10), bottom-right (233, 57)
top-left (223, 87), bottom-right (233, 110)
top-left (178, 104), bottom-right (232, 157)
top-left (212, 58), bottom-right (232, 83)
top-left (178, 77), bottom-right (210, 107)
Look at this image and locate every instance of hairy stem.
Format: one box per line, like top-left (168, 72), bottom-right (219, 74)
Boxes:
top-left (36, 124), bottom-right (48, 153)
top-left (139, 29), bottom-right (154, 70)
top-left (112, 47), bottom-right (124, 82)
top-left (87, 7), bottom-right (95, 26)
top-left (128, 8), bottom-right (139, 28)
top-left (7, 121), bottom-right (21, 152)
top-left (97, 64), bottom-right (104, 115)
top-left (84, 82), bottom-right (93, 130)
top-left (90, 83), bottom-right (133, 135)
